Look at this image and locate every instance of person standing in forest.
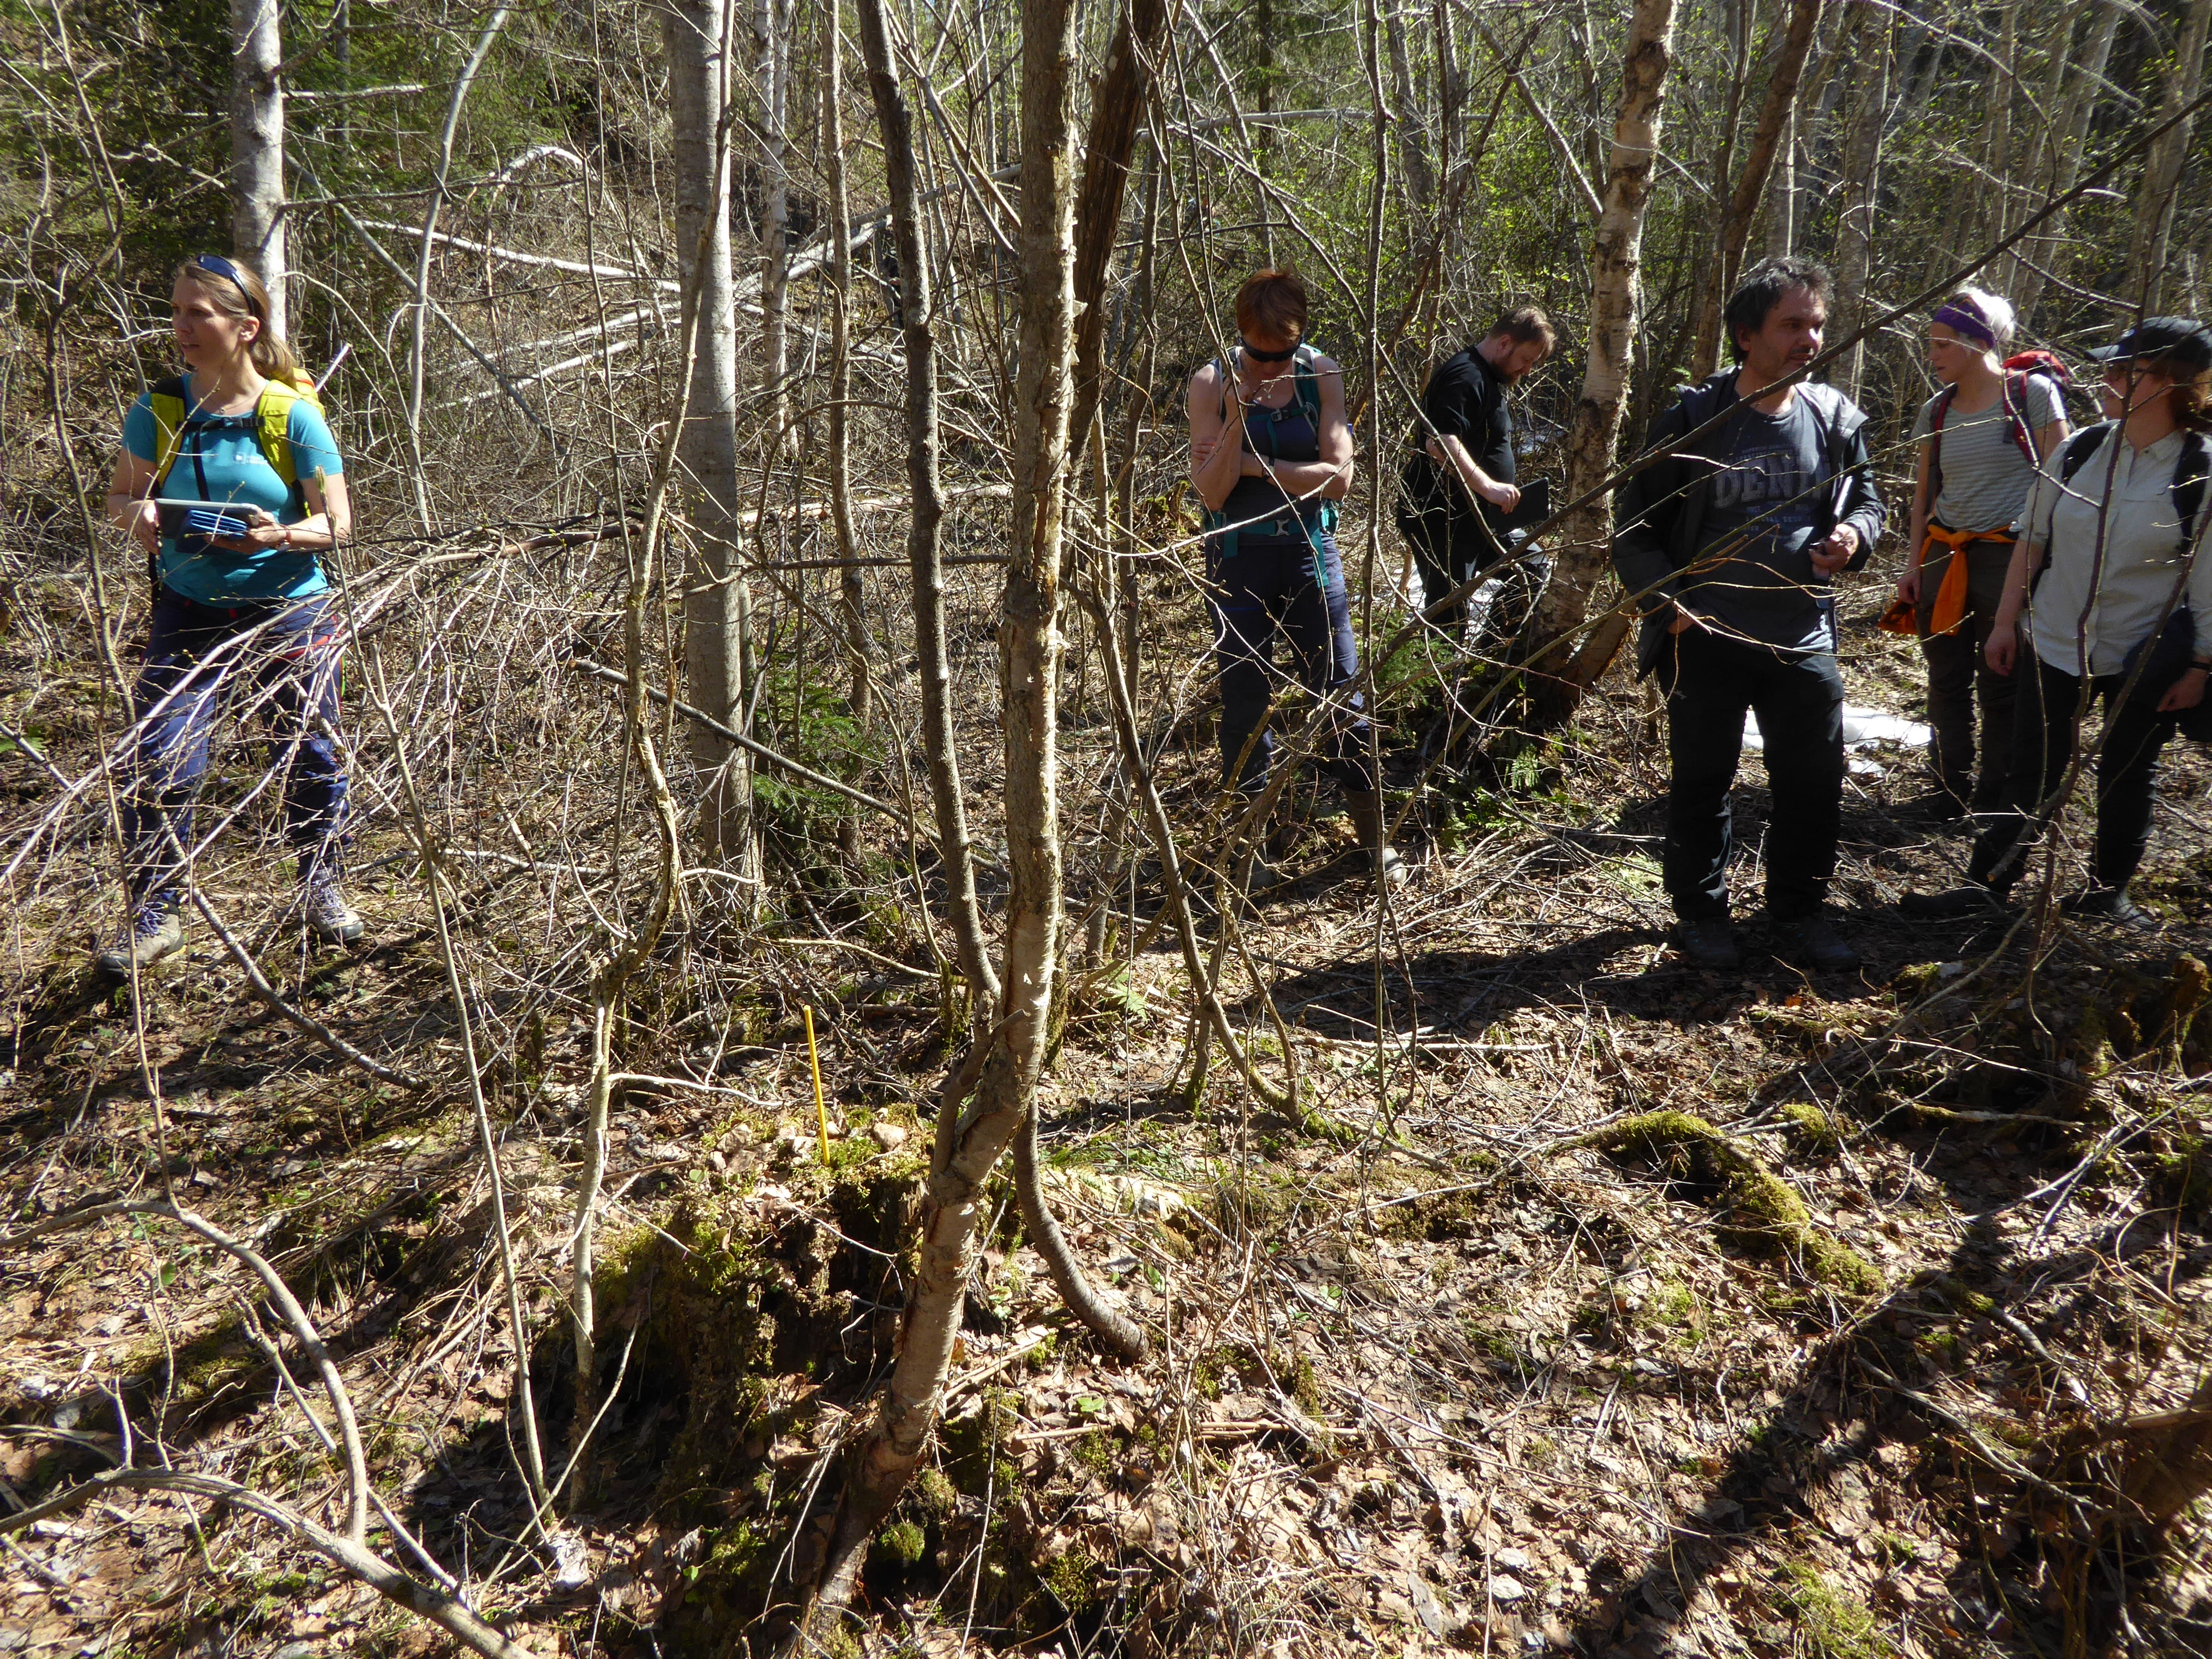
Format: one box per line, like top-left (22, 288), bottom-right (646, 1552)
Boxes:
top-left (1396, 307), bottom-right (1557, 641)
top-left (1903, 319), bottom-right (2212, 928)
top-left (1892, 288), bottom-right (2070, 822)
top-left (96, 255), bottom-right (358, 977)
top-left (1611, 256), bottom-right (1888, 973)
top-left (1189, 269), bottom-right (1401, 889)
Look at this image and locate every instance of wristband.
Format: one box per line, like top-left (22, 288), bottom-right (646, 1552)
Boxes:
top-left (2192, 657), bottom-right (2212, 672)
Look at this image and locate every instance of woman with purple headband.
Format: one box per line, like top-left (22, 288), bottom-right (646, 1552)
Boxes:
top-left (1893, 286), bottom-right (2070, 821)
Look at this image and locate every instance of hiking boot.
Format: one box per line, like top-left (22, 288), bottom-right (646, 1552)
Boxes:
top-left (1900, 884), bottom-right (2012, 920)
top-left (1674, 916), bottom-right (1740, 971)
top-left (1342, 790), bottom-right (1407, 888)
top-left (96, 903), bottom-right (184, 978)
top-left (2062, 887), bottom-right (2156, 930)
top-left (1770, 909), bottom-right (1861, 972)
top-left (305, 881), bottom-right (364, 945)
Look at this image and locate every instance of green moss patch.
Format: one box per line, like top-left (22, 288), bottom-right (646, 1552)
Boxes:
top-left (1575, 1110), bottom-right (1878, 1293)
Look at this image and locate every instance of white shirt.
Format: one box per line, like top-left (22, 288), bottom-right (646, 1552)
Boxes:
top-left (2018, 425), bottom-right (2212, 676)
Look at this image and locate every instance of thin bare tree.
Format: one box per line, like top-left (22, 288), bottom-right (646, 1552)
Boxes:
top-left (1691, 0), bottom-right (1822, 377)
top-left (2128, 0), bottom-right (2212, 309)
top-left (798, 0), bottom-right (1084, 1636)
top-left (853, 0), bottom-right (998, 1001)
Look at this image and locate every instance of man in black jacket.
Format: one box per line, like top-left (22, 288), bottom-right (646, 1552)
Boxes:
top-left (1611, 257), bottom-right (1887, 972)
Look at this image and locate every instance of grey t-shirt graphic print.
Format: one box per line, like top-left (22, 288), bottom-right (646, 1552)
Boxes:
top-left (1681, 395), bottom-right (1834, 654)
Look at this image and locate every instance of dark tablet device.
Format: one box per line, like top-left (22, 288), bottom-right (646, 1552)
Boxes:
top-left (1495, 477), bottom-right (1552, 535)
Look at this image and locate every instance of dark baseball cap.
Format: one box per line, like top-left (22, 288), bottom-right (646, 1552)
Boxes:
top-left (2088, 316), bottom-right (2212, 371)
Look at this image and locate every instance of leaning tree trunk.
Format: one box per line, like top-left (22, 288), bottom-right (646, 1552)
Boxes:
top-left (1691, 0), bottom-right (1822, 378)
top-left (231, 0), bottom-right (286, 332)
top-left (2127, 0), bottom-right (2212, 310)
top-left (853, 0), bottom-right (998, 1003)
top-left (666, 0), bottom-right (758, 869)
top-left (797, 0), bottom-right (1082, 1634)
top-left (1514, 0), bottom-right (1679, 730)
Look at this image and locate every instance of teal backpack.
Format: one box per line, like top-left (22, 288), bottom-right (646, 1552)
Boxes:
top-left (1204, 343), bottom-right (1339, 582)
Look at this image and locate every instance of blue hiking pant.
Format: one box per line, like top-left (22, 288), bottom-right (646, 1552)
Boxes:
top-left (123, 587), bottom-right (349, 907)
top-left (1207, 533), bottom-right (1376, 796)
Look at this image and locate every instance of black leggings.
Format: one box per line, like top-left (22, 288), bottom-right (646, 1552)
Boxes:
top-left (1968, 654), bottom-right (2182, 893)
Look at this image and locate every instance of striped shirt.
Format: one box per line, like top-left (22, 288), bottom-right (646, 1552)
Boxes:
top-left (1909, 375), bottom-right (2066, 535)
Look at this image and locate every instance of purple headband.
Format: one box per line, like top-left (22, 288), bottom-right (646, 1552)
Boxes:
top-left (1932, 300), bottom-right (1997, 352)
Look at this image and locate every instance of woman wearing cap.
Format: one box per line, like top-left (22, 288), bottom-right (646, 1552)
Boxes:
top-left (1905, 317), bottom-right (2212, 926)
top-left (1188, 268), bottom-right (1400, 886)
top-left (1893, 288), bottom-right (2069, 820)
top-left (97, 254), bottom-right (357, 977)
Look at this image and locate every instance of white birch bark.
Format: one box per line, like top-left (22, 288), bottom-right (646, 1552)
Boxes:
top-left (666, 0), bottom-right (757, 868)
top-left (1517, 0), bottom-right (1679, 722)
top-left (230, 0), bottom-right (286, 334)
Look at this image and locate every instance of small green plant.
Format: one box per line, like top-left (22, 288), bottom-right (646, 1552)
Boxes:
top-left (875, 1520), bottom-right (927, 1566)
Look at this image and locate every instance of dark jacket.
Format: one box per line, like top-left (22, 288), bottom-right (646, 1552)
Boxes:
top-left (1612, 369), bottom-right (1887, 677)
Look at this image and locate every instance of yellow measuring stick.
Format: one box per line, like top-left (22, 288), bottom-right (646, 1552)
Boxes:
top-left (803, 1005), bottom-right (830, 1162)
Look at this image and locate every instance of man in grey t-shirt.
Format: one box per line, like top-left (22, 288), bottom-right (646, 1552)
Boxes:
top-left (1612, 258), bottom-right (1887, 973)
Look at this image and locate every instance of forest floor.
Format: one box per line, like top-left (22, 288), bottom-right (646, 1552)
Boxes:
top-left (6, 569), bottom-right (2212, 1659)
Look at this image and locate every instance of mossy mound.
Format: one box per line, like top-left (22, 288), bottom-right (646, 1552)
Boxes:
top-left (583, 1152), bottom-right (927, 1655)
top-left (1575, 1110), bottom-right (1879, 1293)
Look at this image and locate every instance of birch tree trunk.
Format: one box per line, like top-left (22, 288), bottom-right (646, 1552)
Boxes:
top-left (666, 0), bottom-right (757, 869)
top-left (853, 0), bottom-right (998, 1003)
top-left (231, 0), bottom-right (286, 334)
top-left (823, 7), bottom-right (868, 726)
top-left (1691, 0), bottom-right (1822, 378)
top-left (1832, 1), bottom-right (1888, 403)
top-left (798, 0), bottom-right (1083, 1629)
top-left (2127, 0), bottom-right (2212, 310)
top-left (1515, 0), bottom-right (1679, 729)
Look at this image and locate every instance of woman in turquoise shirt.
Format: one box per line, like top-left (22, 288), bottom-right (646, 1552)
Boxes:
top-left (97, 254), bottom-right (358, 977)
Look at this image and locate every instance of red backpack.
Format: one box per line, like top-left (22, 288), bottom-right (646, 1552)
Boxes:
top-left (1928, 349), bottom-right (2071, 503)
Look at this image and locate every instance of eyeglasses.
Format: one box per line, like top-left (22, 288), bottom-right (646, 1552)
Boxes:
top-left (193, 253), bottom-right (260, 316)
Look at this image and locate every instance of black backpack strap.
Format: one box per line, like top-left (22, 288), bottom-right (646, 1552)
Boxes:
top-left (2058, 422), bottom-right (2110, 485)
top-left (2176, 431), bottom-right (2211, 557)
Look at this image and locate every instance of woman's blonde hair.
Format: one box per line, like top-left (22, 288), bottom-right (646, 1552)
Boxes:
top-left (175, 256), bottom-right (303, 384)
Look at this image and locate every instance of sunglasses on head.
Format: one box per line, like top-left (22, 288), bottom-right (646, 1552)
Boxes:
top-left (193, 253), bottom-right (260, 315)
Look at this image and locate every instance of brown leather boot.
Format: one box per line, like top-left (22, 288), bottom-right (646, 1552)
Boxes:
top-left (1342, 790), bottom-right (1406, 888)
